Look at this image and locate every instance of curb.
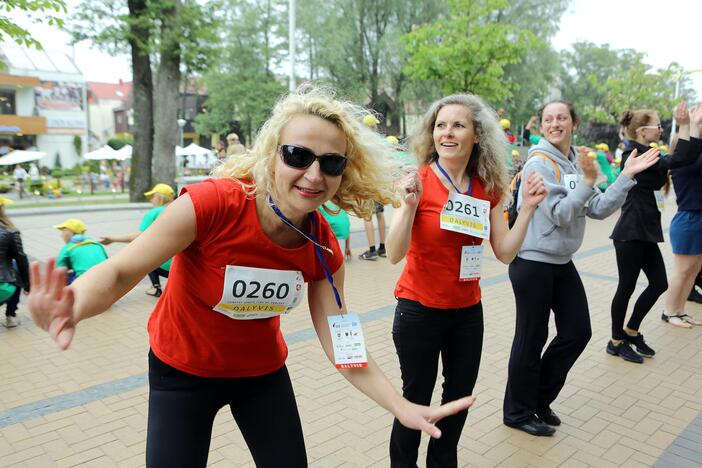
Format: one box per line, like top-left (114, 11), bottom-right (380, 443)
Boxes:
top-left (8, 203), bottom-right (153, 217)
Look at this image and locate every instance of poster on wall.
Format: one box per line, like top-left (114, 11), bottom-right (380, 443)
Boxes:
top-left (34, 81), bottom-right (84, 111)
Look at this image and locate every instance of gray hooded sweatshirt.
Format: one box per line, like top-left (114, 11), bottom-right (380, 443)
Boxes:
top-left (516, 139), bottom-right (636, 264)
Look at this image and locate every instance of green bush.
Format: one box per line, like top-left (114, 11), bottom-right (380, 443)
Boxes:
top-left (0, 184), bottom-right (10, 193)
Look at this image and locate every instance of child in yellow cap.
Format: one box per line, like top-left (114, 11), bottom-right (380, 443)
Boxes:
top-left (54, 219), bottom-right (108, 284)
top-left (100, 183), bottom-right (175, 297)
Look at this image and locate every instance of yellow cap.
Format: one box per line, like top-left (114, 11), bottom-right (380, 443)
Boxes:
top-left (599, 143), bottom-right (609, 152)
top-left (53, 218), bottom-right (87, 234)
top-left (511, 149), bottom-right (520, 157)
top-left (649, 142), bottom-right (659, 149)
top-left (0, 196), bottom-right (14, 205)
top-left (659, 144), bottom-right (669, 153)
top-left (386, 135), bottom-right (399, 145)
top-left (500, 118), bottom-right (511, 129)
top-left (587, 151), bottom-right (597, 158)
top-left (362, 114), bottom-right (380, 127)
top-left (144, 183), bottom-right (175, 198)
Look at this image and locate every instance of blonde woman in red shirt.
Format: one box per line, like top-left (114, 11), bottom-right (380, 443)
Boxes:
top-left (26, 87), bottom-right (473, 468)
top-left (386, 94), bottom-right (546, 467)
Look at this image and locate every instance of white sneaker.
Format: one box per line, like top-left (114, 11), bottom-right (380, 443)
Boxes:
top-left (3, 315), bottom-right (19, 328)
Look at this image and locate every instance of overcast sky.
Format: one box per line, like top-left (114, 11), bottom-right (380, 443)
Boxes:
top-left (7, 0), bottom-right (702, 97)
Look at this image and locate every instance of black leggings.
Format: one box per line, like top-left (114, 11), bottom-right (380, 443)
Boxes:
top-left (146, 351), bottom-right (306, 468)
top-left (504, 258), bottom-right (592, 424)
top-left (390, 298), bottom-right (483, 468)
top-left (148, 268), bottom-right (169, 289)
top-left (610, 240), bottom-right (667, 340)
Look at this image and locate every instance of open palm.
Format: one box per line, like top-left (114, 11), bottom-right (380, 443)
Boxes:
top-left (28, 258), bottom-right (77, 350)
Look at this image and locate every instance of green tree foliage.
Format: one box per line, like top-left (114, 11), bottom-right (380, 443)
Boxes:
top-left (0, 0), bottom-right (67, 49)
top-left (195, 0), bottom-right (286, 143)
top-left (403, 0), bottom-right (538, 101)
top-left (560, 41), bottom-right (696, 124)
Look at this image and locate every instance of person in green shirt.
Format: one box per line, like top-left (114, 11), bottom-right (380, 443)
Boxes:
top-left (100, 183), bottom-right (175, 297)
top-left (54, 219), bottom-right (108, 284)
top-left (319, 201), bottom-right (351, 259)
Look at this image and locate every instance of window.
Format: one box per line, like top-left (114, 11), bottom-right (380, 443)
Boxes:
top-left (0, 90), bottom-right (16, 115)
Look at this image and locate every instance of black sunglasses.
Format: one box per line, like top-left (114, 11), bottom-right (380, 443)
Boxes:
top-left (278, 144), bottom-right (347, 176)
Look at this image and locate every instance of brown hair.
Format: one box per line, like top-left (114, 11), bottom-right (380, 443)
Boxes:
top-left (0, 206), bottom-right (16, 231)
top-left (619, 109), bottom-right (658, 140)
top-left (538, 100), bottom-right (580, 126)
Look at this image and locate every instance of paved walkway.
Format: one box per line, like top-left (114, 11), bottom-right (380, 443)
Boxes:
top-left (1, 202), bottom-right (701, 467)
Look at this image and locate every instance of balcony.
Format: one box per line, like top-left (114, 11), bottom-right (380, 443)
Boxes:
top-left (0, 115), bottom-right (47, 135)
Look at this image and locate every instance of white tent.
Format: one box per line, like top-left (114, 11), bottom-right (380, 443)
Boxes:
top-left (84, 145), bottom-right (118, 160)
top-left (0, 150), bottom-right (47, 165)
top-left (114, 144), bottom-right (132, 160)
top-left (182, 143), bottom-right (211, 156)
top-left (176, 143), bottom-right (216, 169)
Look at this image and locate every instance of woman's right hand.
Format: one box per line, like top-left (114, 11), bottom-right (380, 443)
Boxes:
top-left (689, 101), bottom-right (702, 127)
top-left (674, 101), bottom-right (690, 125)
top-left (622, 147), bottom-right (660, 178)
top-left (397, 167), bottom-right (422, 208)
top-left (28, 259), bottom-right (77, 350)
top-left (99, 236), bottom-right (113, 245)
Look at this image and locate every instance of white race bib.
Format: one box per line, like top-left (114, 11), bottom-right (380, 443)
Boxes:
top-left (327, 314), bottom-right (368, 369)
top-left (213, 266), bottom-right (304, 320)
top-left (460, 245), bottom-right (482, 282)
top-left (654, 190), bottom-right (665, 212)
top-left (440, 191), bottom-right (491, 240)
top-left (564, 174), bottom-right (581, 192)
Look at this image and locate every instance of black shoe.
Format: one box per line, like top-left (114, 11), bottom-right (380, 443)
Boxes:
top-left (606, 340), bottom-right (643, 364)
top-left (504, 416), bottom-right (555, 436)
top-left (536, 409), bottom-right (561, 426)
top-left (687, 289), bottom-right (702, 304)
top-left (623, 333), bottom-right (655, 357)
top-left (358, 249), bottom-right (378, 261)
top-left (377, 246), bottom-right (386, 257)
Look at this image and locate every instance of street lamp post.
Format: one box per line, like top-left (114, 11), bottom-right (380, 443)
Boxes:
top-left (177, 118), bottom-right (186, 176)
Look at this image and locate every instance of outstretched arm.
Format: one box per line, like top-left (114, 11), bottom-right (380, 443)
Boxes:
top-left (308, 266), bottom-right (475, 438)
top-left (28, 194), bottom-right (198, 349)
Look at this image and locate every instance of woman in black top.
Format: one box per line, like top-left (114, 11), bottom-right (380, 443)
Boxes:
top-left (0, 197), bottom-right (30, 328)
top-left (608, 102), bottom-right (702, 362)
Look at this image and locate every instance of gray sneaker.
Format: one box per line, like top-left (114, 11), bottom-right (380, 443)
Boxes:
top-left (3, 315), bottom-right (19, 328)
top-left (359, 249), bottom-right (378, 261)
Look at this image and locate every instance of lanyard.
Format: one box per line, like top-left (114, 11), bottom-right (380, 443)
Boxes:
top-left (267, 196), bottom-right (343, 311)
top-left (436, 160), bottom-right (472, 196)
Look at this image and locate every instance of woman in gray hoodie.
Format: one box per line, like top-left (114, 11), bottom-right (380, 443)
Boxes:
top-left (502, 100), bottom-right (660, 437)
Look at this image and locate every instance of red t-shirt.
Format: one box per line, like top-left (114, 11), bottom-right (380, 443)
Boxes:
top-left (394, 165), bottom-right (500, 309)
top-left (148, 178), bottom-right (343, 378)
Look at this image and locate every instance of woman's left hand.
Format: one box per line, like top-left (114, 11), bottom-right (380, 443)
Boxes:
top-left (395, 395), bottom-right (476, 438)
top-left (521, 171), bottom-right (547, 208)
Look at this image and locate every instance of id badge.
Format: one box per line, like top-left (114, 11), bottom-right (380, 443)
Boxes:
top-left (213, 266), bottom-right (304, 320)
top-left (459, 245), bottom-right (482, 282)
top-left (327, 313), bottom-right (368, 369)
top-left (439, 191), bottom-right (491, 239)
top-left (654, 190), bottom-right (664, 212)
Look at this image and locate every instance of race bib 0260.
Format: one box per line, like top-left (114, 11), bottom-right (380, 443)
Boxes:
top-left (213, 266), bottom-right (304, 320)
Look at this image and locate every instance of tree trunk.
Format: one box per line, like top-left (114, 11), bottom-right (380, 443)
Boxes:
top-left (152, 0), bottom-right (181, 189)
top-left (127, 0), bottom-right (154, 202)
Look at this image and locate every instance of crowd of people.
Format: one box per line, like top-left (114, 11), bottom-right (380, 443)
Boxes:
top-left (4, 83), bottom-right (700, 467)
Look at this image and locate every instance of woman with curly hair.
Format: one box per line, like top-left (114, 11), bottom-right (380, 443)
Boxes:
top-left (503, 100), bottom-right (660, 437)
top-left (26, 87), bottom-right (473, 467)
top-left (386, 94), bottom-right (546, 467)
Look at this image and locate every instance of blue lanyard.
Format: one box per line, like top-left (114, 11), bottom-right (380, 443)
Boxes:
top-left (436, 160), bottom-right (472, 196)
top-left (267, 196), bottom-right (343, 311)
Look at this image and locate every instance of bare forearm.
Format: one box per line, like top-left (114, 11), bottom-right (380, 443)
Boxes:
top-left (386, 204), bottom-right (417, 264)
top-left (493, 205), bottom-right (535, 263)
top-left (105, 231), bottom-right (141, 243)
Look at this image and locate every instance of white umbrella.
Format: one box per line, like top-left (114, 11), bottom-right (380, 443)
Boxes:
top-left (182, 142), bottom-right (212, 156)
top-left (84, 145), bottom-right (118, 160)
top-left (114, 144), bottom-right (132, 160)
top-left (175, 145), bottom-right (187, 156)
top-left (0, 150), bottom-right (47, 165)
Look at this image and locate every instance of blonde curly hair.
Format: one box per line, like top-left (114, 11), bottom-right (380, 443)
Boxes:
top-left (410, 94), bottom-right (509, 200)
top-left (212, 86), bottom-right (400, 219)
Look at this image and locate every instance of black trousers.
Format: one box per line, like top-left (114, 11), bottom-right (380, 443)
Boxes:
top-left (146, 351), bottom-right (306, 468)
top-left (148, 268), bottom-right (169, 288)
top-left (504, 258), bottom-right (592, 424)
top-left (4, 285), bottom-right (20, 317)
top-left (389, 298), bottom-right (483, 468)
top-left (611, 240), bottom-right (668, 340)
